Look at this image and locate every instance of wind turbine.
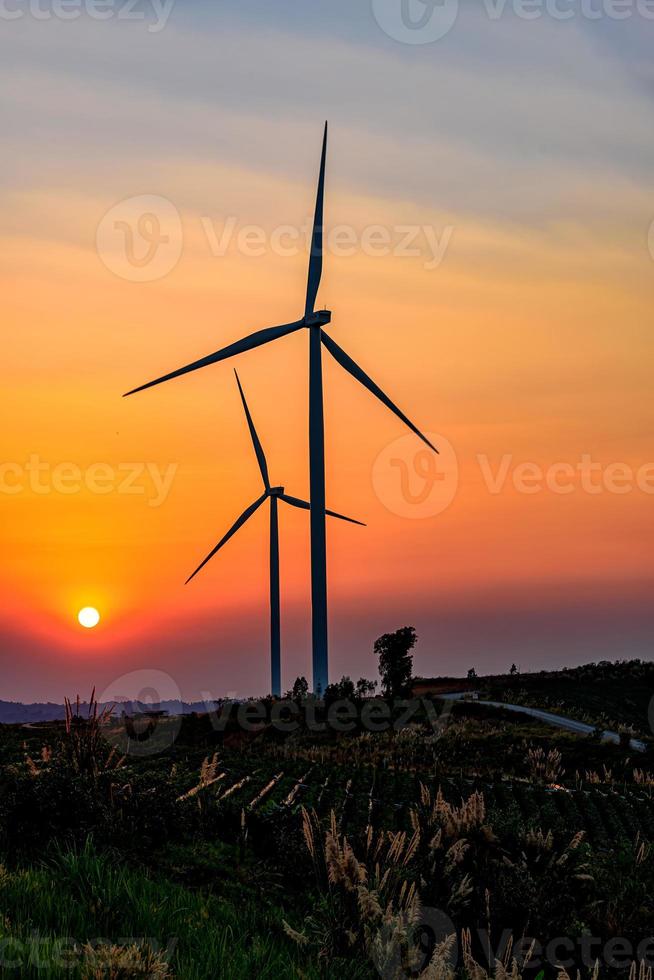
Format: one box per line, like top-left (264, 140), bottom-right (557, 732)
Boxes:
top-left (185, 370), bottom-right (364, 698)
top-left (124, 122), bottom-right (436, 695)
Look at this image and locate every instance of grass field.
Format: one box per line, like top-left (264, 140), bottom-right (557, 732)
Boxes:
top-left (1, 667), bottom-right (653, 978)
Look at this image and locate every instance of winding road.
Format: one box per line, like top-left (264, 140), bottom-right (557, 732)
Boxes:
top-left (440, 693), bottom-right (647, 754)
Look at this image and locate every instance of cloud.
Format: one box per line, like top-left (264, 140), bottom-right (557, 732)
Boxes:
top-left (1, 5), bottom-right (653, 698)
top-left (1, 10), bottom-right (652, 221)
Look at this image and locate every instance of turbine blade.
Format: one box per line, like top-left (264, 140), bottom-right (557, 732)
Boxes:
top-left (279, 493), bottom-right (309, 511)
top-left (321, 331), bottom-right (438, 454)
top-left (124, 320), bottom-right (304, 396)
top-left (234, 370), bottom-right (270, 490)
top-left (280, 493), bottom-right (366, 527)
top-left (185, 493), bottom-right (267, 584)
top-left (280, 493), bottom-right (310, 512)
top-left (305, 121), bottom-right (328, 317)
top-left (325, 506), bottom-right (366, 527)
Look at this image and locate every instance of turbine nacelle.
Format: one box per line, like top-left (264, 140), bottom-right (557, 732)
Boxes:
top-left (269, 486), bottom-right (285, 497)
top-left (304, 310), bottom-right (331, 327)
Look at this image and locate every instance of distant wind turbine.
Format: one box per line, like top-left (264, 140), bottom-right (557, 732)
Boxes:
top-left (185, 371), bottom-right (364, 698)
top-left (124, 122), bottom-right (436, 695)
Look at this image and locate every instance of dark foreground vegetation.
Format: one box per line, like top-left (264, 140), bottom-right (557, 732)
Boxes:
top-left (0, 659), bottom-right (653, 978)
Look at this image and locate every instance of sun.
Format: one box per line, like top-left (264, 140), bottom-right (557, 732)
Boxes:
top-left (78, 606), bottom-right (100, 629)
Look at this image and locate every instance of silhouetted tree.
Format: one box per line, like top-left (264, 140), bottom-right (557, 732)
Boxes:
top-left (288, 676), bottom-right (309, 702)
top-left (467, 667), bottom-right (477, 681)
top-left (355, 677), bottom-right (377, 700)
top-left (375, 627), bottom-right (416, 699)
top-left (509, 663), bottom-right (519, 676)
top-left (324, 676), bottom-right (356, 707)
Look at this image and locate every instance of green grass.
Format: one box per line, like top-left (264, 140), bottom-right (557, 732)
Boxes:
top-left (1, 668), bottom-right (653, 978)
top-left (0, 841), bottom-right (366, 979)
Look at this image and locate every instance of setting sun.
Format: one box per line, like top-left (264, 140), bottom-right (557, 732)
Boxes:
top-left (77, 607), bottom-right (100, 630)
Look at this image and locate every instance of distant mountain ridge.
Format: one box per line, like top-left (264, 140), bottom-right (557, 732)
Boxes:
top-left (0, 699), bottom-right (212, 725)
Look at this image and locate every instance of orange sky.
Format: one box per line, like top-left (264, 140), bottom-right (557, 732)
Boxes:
top-left (1, 11), bottom-right (653, 700)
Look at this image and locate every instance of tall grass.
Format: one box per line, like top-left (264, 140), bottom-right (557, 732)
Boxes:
top-left (0, 841), bottom-right (342, 979)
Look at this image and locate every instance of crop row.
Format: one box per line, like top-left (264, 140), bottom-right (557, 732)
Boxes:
top-left (184, 755), bottom-right (654, 848)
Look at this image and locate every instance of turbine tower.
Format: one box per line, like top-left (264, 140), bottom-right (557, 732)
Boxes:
top-left (185, 371), bottom-right (364, 697)
top-left (124, 122), bottom-right (436, 694)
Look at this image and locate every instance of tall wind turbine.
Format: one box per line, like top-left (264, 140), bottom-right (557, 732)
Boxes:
top-left (124, 122), bottom-right (436, 694)
top-left (185, 371), bottom-right (364, 697)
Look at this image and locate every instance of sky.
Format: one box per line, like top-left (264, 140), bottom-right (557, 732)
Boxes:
top-left (1, 0), bottom-right (653, 702)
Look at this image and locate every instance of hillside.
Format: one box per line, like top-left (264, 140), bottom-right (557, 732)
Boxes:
top-left (415, 659), bottom-right (654, 736)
